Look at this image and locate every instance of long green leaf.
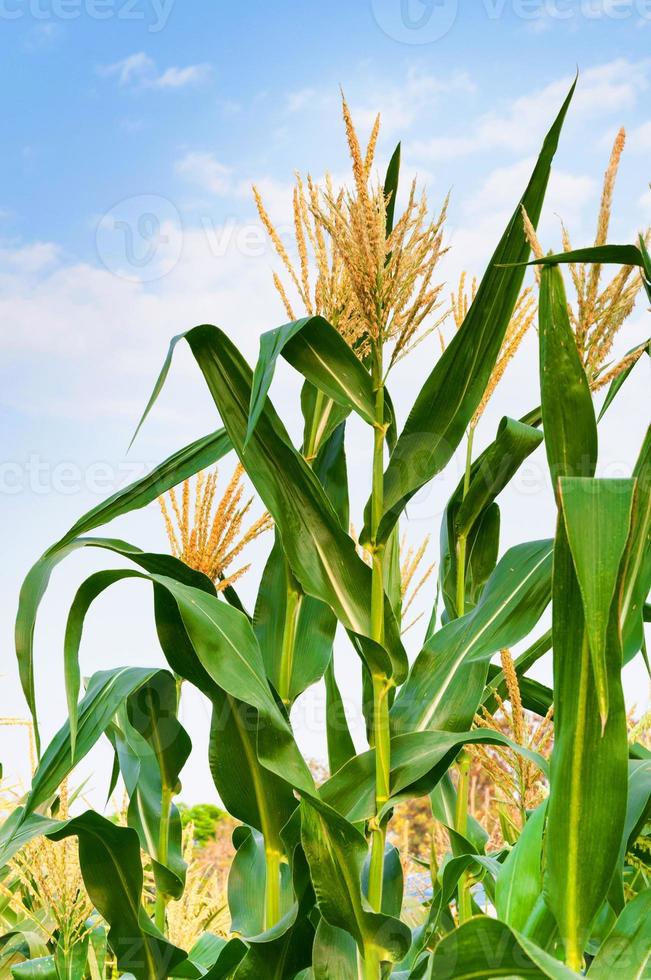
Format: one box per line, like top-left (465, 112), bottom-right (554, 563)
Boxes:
top-left (362, 79), bottom-right (576, 544)
top-left (15, 428), bottom-right (231, 752)
top-left (109, 671), bottom-right (191, 900)
top-left (544, 521), bottom-right (629, 970)
top-left (440, 416), bottom-right (543, 617)
top-left (47, 812), bottom-right (186, 980)
top-left (246, 315), bottom-right (378, 443)
top-left (539, 263), bottom-right (598, 491)
top-left (587, 888), bottom-right (651, 978)
top-left (299, 795), bottom-right (411, 968)
top-left (133, 324), bottom-right (407, 684)
top-left (560, 477), bottom-right (635, 725)
top-left (427, 918), bottom-right (580, 979)
top-left (392, 539), bottom-right (552, 734)
top-left (320, 728), bottom-right (547, 825)
top-left (496, 802), bottom-right (547, 931)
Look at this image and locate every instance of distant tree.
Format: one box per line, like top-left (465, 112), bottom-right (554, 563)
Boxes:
top-left (178, 802), bottom-right (224, 847)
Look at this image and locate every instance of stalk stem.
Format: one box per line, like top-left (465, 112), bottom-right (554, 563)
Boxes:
top-left (455, 751), bottom-right (473, 923)
top-left (455, 429), bottom-right (475, 924)
top-left (264, 848), bottom-right (282, 930)
top-left (279, 570), bottom-right (302, 707)
top-left (369, 357), bottom-right (390, 917)
top-left (154, 784), bottom-right (173, 933)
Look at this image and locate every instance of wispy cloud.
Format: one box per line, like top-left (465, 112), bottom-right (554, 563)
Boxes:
top-left (99, 52), bottom-right (211, 91)
top-left (409, 59), bottom-right (649, 162)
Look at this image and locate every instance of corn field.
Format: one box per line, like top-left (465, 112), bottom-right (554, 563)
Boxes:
top-left (1, 79), bottom-right (650, 979)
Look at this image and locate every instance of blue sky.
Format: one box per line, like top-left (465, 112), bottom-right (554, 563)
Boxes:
top-left (1, 0), bottom-right (650, 804)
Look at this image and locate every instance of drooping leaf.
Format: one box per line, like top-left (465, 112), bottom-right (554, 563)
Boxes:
top-left (15, 428), bottom-right (231, 752)
top-left (361, 79), bottom-right (576, 544)
top-left (427, 917), bottom-right (580, 979)
top-left (61, 545), bottom-right (213, 753)
top-left (23, 667), bottom-right (161, 822)
top-left (299, 795), bottom-right (411, 968)
top-left (47, 812), bottom-right (186, 980)
top-left (320, 728), bottom-right (547, 825)
top-left (246, 315), bottom-right (378, 443)
top-left (133, 323), bottom-right (407, 684)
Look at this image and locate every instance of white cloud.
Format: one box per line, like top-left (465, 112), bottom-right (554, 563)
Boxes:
top-left (286, 87), bottom-right (316, 113)
top-left (628, 120), bottom-right (651, 151)
top-left (409, 58), bottom-right (649, 162)
top-left (465, 159), bottom-right (596, 221)
top-left (99, 53), bottom-right (211, 91)
top-left (176, 152), bottom-right (234, 195)
top-left (175, 151), bottom-right (296, 220)
top-left (149, 64), bottom-right (212, 90)
top-left (100, 52), bottom-right (154, 87)
top-left (350, 67), bottom-right (474, 137)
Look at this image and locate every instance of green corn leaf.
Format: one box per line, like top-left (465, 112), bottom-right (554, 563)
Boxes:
top-left (586, 888), bottom-right (651, 978)
top-left (254, 423), bottom-right (348, 705)
top-left (152, 582), bottom-right (298, 852)
top-left (544, 520), bottom-right (629, 970)
top-left (456, 420), bottom-right (544, 538)
top-left (598, 339), bottom-right (650, 422)
top-left (299, 795), bottom-right (411, 969)
top-left (527, 243), bottom-right (646, 269)
top-left (132, 324), bottom-right (407, 684)
top-left (108, 671), bottom-right (191, 900)
top-left (426, 917), bottom-right (581, 979)
top-left (539, 263), bottom-right (598, 491)
top-left (46, 812), bottom-right (186, 980)
top-left (15, 428), bottom-right (231, 753)
top-left (61, 544), bottom-right (213, 754)
top-left (320, 728), bottom-right (547, 825)
top-left (384, 142), bottom-right (401, 236)
top-left (23, 667), bottom-right (161, 822)
top-left (312, 918), bottom-right (358, 979)
top-left (11, 957), bottom-right (59, 979)
top-left (559, 477), bottom-right (635, 726)
top-left (227, 826), bottom-right (294, 938)
top-left (621, 427), bottom-right (651, 662)
top-left (608, 759), bottom-right (651, 914)
top-left (54, 936), bottom-right (89, 980)
top-left (63, 561), bottom-right (314, 798)
top-left (246, 315), bottom-right (378, 444)
top-left (361, 79), bottom-right (575, 545)
top-left (54, 540), bottom-right (306, 856)
top-left (440, 417), bottom-right (543, 617)
top-left (496, 802), bottom-right (547, 931)
top-left (324, 658), bottom-right (356, 776)
top-left (392, 539), bottom-right (552, 734)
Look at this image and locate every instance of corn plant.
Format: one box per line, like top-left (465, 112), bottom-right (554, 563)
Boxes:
top-left (2, 77), bottom-right (651, 979)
